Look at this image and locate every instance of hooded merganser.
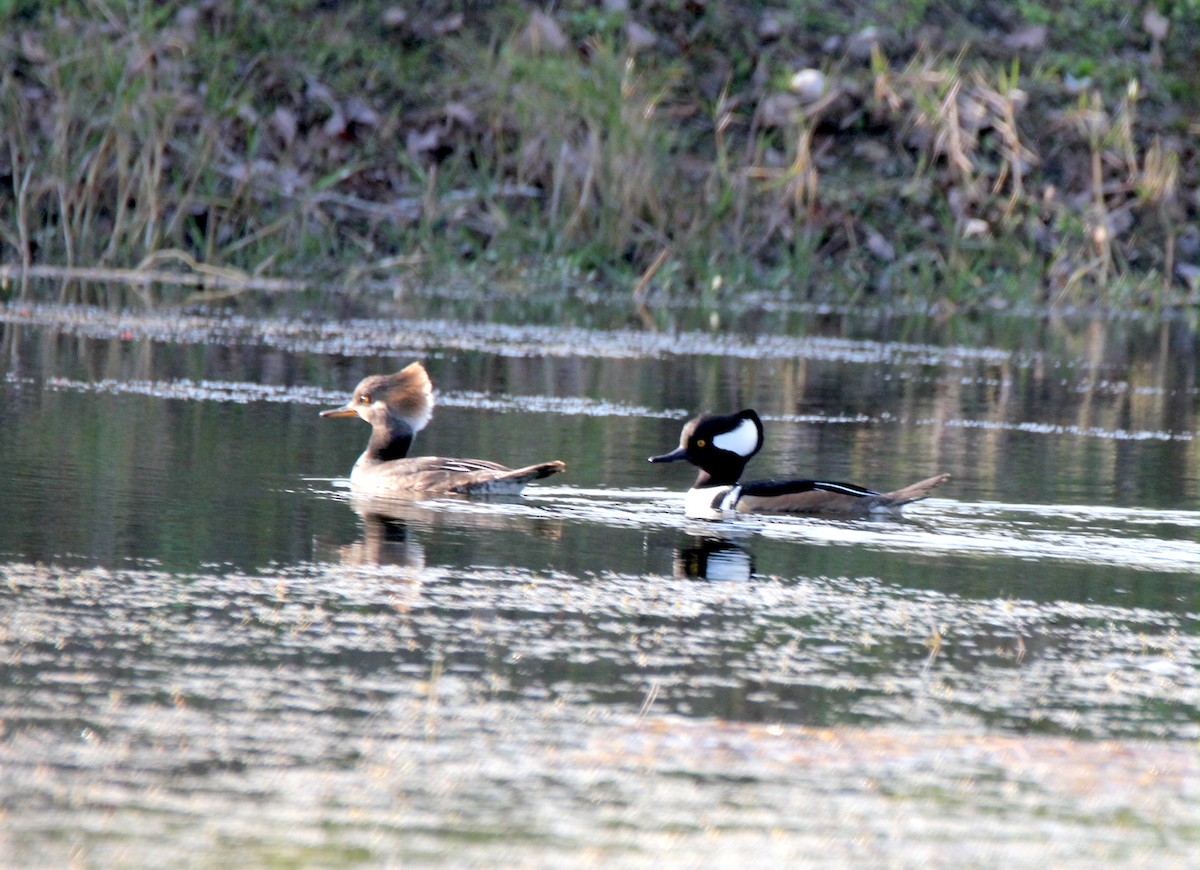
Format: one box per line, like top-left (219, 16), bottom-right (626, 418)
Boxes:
top-left (320, 362), bottom-right (566, 495)
top-left (650, 409), bottom-right (950, 520)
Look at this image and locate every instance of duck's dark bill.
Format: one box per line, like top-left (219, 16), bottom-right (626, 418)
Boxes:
top-left (649, 448), bottom-right (688, 463)
top-left (319, 405), bottom-right (358, 418)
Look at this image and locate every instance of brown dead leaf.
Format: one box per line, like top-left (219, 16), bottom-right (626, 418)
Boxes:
top-left (947, 186), bottom-right (976, 220)
top-left (758, 93), bottom-right (801, 128)
top-left (625, 20), bottom-right (657, 52)
top-left (431, 13), bottom-right (463, 37)
top-left (306, 80), bottom-right (335, 107)
top-left (443, 102), bottom-right (477, 127)
top-left (1175, 262), bottom-right (1200, 288)
top-left (852, 140), bottom-right (890, 165)
top-left (865, 227), bottom-right (896, 262)
top-left (1003, 25), bottom-right (1047, 52)
top-left (789, 69), bottom-right (826, 103)
top-left (961, 217), bottom-right (990, 238)
top-left (19, 30), bottom-right (49, 64)
top-left (406, 127), bottom-right (442, 155)
top-left (345, 98), bottom-right (379, 128)
top-left (381, 7), bottom-right (407, 29)
top-left (323, 109), bottom-right (347, 138)
top-left (758, 11), bottom-right (785, 41)
top-left (272, 107), bottom-right (298, 145)
top-left (1106, 205), bottom-right (1134, 239)
top-left (125, 43), bottom-right (156, 75)
top-left (847, 27), bottom-right (880, 61)
top-left (518, 11), bottom-right (569, 55)
top-left (176, 6), bottom-right (200, 35)
top-left (1142, 7), bottom-right (1169, 42)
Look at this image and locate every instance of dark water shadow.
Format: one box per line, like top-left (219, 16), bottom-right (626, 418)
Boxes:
top-left (321, 489), bottom-right (565, 568)
top-left (673, 535), bottom-right (756, 582)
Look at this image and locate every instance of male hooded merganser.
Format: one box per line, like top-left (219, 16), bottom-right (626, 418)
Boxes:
top-left (320, 362), bottom-right (566, 495)
top-left (650, 409), bottom-right (950, 520)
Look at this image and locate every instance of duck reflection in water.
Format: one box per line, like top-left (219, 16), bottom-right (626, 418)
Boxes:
top-left (334, 491), bottom-right (564, 568)
top-left (674, 535), bottom-right (755, 582)
top-left (337, 503), bottom-right (427, 568)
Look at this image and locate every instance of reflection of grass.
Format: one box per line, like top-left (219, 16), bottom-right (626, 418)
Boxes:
top-left (0, 2), bottom-right (1195, 309)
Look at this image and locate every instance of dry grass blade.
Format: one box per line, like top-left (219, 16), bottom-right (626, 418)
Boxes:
top-left (0, 262), bottom-right (306, 294)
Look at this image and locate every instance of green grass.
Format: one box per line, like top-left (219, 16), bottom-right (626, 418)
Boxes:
top-left (0, 0), bottom-right (1196, 311)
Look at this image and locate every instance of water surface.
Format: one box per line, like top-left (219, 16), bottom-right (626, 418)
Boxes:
top-left (1, 294), bottom-right (1196, 865)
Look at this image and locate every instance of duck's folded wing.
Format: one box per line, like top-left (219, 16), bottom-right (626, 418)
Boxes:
top-left (378, 457), bottom-right (565, 494)
top-left (736, 474), bottom-right (950, 515)
top-left (735, 478), bottom-right (881, 515)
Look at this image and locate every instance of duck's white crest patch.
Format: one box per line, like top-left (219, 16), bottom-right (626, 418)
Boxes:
top-left (712, 417), bottom-right (759, 457)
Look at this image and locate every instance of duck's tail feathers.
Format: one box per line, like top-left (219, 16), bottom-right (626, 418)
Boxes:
top-left (880, 472), bottom-right (951, 506)
top-left (453, 461), bottom-right (566, 495)
top-left (510, 460), bottom-right (567, 482)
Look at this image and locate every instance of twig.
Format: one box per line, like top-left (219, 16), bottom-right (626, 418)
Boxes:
top-left (0, 263), bottom-right (306, 293)
top-left (632, 246), bottom-right (670, 306)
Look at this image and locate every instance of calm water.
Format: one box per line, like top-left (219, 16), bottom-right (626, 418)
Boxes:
top-left (1, 295), bottom-right (1197, 866)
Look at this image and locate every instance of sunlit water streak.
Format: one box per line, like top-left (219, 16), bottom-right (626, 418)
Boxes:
top-left (312, 483), bottom-right (1200, 575)
top-left (9, 372), bottom-right (1195, 442)
top-left (552, 491), bottom-right (1200, 574)
top-left (0, 302), bottom-right (1114, 366)
top-left (2, 541), bottom-right (1195, 866)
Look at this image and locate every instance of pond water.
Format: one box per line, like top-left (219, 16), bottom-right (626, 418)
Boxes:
top-left (1, 290), bottom-right (1197, 866)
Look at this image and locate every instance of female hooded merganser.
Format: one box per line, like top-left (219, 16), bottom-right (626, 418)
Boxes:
top-left (320, 362), bottom-right (566, 495)
top-left (650, 409), bottom-right (950, 520)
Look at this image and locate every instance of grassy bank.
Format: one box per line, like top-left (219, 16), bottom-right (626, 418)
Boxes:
top-left (1, 1), bottom-right (1197, 311)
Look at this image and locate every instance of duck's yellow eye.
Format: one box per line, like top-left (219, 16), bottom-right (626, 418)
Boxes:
top-left (696, 438), bottom-right (707, 448)
top-left (358, 394), bottom-right (371, 404)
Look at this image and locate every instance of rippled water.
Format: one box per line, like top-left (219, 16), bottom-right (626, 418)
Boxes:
top-left (1, 294), bottom-right (1196, 866)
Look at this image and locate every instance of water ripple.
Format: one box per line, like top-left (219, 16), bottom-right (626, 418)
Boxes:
top-left (522, 487), bottom-right (1200, 575)
top-left (14, 372), bottom-right (1193, 442)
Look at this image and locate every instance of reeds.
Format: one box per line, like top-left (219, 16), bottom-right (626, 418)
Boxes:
top-left (0, 2), bottom-right (1194, 310)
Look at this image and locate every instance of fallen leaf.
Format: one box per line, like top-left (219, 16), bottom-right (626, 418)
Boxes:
top-left (323, 109), bottom-right (347, 138)
top-left (1174, 263), bottom-right (1200, 287)
top-left (443, 101), bottom-right (476, 126)
top-left (789, 69), bottom-right (826, 103)
top-left (19, 30), bottom-right (50, 64)
top-left (176, 7), bottom-right (200, 32)
top-left (518, 11), bottom-right (569, 54)
top-left (406, 127), bottom-right (442, 155)
top-left (758, 11), bottom-right (785, 41)
top-left (847, 27), bottom-right (880, 61)
top-left (272, 107), bottom-right (298, 145)
top-left (1063, 73), bottom-right (1092, 95)
top-left (852, 140), bottom-right (890, 164)
top-left (625, 20), bottom-right (657, 52)
top-left (345, 98), bottom-right (379, 128)
top-left (865, 228), bottom-right (896, 262)
top-left (431, 13), bottom-right (463, 37)
top-left (758, 93), bottom-right (801, 127)
top-left (961, 218), bottom-right (990, 238)
top-left (1142, 7), bottom-right (1169, 42)
top-left (1105, 206), bottom-right (1134, 239)
top-left (1003, 25), bottom-right (1046, 51)
top-left (381, 7), bottom-right (407, 29)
